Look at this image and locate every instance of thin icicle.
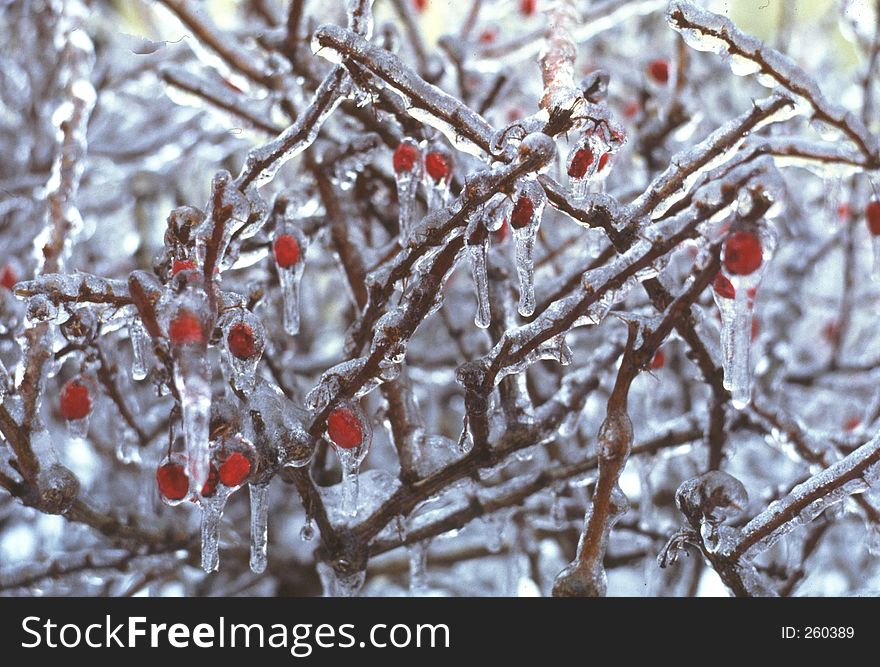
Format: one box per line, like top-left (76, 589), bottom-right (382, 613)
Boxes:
top-left (200, 492), bottom-right (228, 573)
top-left (466, 222), bottom-right (491, 328)
top-left (510, 179), bottom-right (546, 316)
top-left (408, 539), bottom-right (430, 595)
top-left (130, 320), bottom-right (149, 381)
top-left (392, 138), bottom-right (422, 240)
top-left (248, 482), bottom-right (270, 573)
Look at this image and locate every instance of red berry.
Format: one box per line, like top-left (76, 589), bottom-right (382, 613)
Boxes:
top-left (623, 100), bottom-right (641, 119)
top-left (218, 451), bottom-right (251, 487)
top-left (227, 322), bottom-right (256, 360)
top-left (413, 0), bottom-right (427, 11)
top-left (479, 28), bottom-right (496, 44)
top-left (393, 142), bottom-right (419, 174)
top-left (650, 349), bottom-right (665, 369)
top-left (510, 196), bottom-right (535, 230)
top-left (493, 219), bottom-right (509, 244)
top-left (60, 378), bottom-right (91, 421)
top-left (751, 318), bottom-right (759, 342)
top-left (1, 264), bottom-right (17, 290)
top-left (168, 311), bottom-right (205, 345)
top-left (844, 416), bottom-right (861, 432)
top-left (597, 152), bottom-right (610, 171)
top-left (713, 272), bottom-right (735, 299)
top-left (723, 230), bottom-right (763, 276)
top-left (836, 202), bottom-right (851, 221)
top-left (567, 147), bottom-right (594, 179)
top-left (172, 258), bottom-right (197, 275)
top-left (648, 59), bottom-right (670, 84)
top-left (866, 201), bottom-right (880, 236)
top-left (327, 406), bottom-right (364, 449)
top-left (156, 461), bottom-right (189, 501)
top-left (425, 151), bottom-right (450, 182)
top-left (273, 234), bottom-right (301, 268)
top-left (520, 0), bottom-right (537, 15)
top-left (200, 464), bottom-right (220, 497)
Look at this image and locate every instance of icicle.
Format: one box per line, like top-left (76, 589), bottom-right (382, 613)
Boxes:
top-left (317, 561), bottom-right (365, 597)
top-left (200, 491), bottom-right (228, 573)
top-left (249, 482), bottom-right (269, 573)
top-left (510, 179), bottom-right (546, 316)
top-left (867, 200), bottom-right (880, 281)
top-left (486, 513), bottom-right (504, 553)
top-left (220, 308), bottom-right (265, 393)
top-left (550, 484), bottom-right (567, 528)
top-left (408, 539), bottom-right (430, 595)
top-left (715, 223), bottom-right (775, 409)
top-left (272, 221), bottom-right (308, 335)
top-left (422, 142), bottom-right (453, 209)
top-left (130, 320), bottom-right (149, 381)
top-left (466, 222), bottom-right (491, 328)
top-left (392, 138), bottom-right (422, 241)
top-left (325, 401), bottom-right (373, 519)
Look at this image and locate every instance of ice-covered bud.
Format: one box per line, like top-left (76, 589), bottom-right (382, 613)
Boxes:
top-left (597, 409), bottom-right (633, 461)
top-left (33, 463), bottom-right (79, 515)
top-left (580, 70), bottom-right (610, 103)
top-left (518, 132), bottom-right (557, 169)
top-left (551, 560), bottom-right (606, 597)
top-left (675, 471), bottom-right (747, 554)
top-left (60, 307), bottom-right (97, 344)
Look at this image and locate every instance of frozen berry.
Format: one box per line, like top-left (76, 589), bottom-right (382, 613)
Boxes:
top-left (327, 406), bottom-right (364, 449)
top-left (425, 151), bottom-right (450, 182)
top-left (273, 234), bottom-right (301, 268)
top-left (713, 272), bottom-right (735, 299)
top-left (227, 322), bottom-right (256, 360)
top-left (168, 311), bottom-right (205, 345)
top-left (60, 378), bottom-right (92, 421)
top-left (218, 451), bottom-right (251, 487)
top-left (622, 100), bottom-right (641, 119)
top-left (510, 196), bottom-right (535, 230)
top-left (866, 200), bottom-right (880, 236)
top-left (157, 461), bottom-right (189, 501)
top-left (393, 141), bottom-right (420, 174)
top-left (413, 0), bottom-right (427, 11)
top-left (479, 28), bottom-right (497, 44)
top-left (723, 230), bottom-right (763, 275)
top-left (1, 264), bottom-right (17, 290)
top-left (520, 0), bottom-right (537, 15)
top-left (568, 147), bottom-right (594, 179)
top-left (648, 59), bottom-right (670, 84)
top-left (844, 416), bottom-right (861, 432)
top-left (650, 349), bottom-right (666, 369)
top-left (494, 219), bottom-right (509, 244)
top-left (200, 464), bottom-right (220, 497)
top-left (172, 258), bottom-right (197, 275)
top-left (597, 152), bottom-right (610, 171)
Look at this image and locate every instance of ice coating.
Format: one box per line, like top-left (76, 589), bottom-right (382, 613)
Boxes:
top-left (272, 221), bottom-right (308, 336)
top-left (466, 221), bottom-right (491, 328)
top-left (220, 308), bottom-right (265, 393)
top-left (393, 138), bottom-right (422, 240)
top-left (511, 179), bottom-right (546, 316)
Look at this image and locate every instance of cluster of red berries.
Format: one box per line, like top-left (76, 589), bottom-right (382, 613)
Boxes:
top-left (393, 141), bottom-right (452, 183)
top-left (156, 446), bottom-right (254, 503)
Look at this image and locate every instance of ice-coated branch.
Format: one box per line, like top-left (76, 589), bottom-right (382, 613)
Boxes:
top-left (667, 0), bottom-right (880, 164)
top-left (539, 0), bottom-right (579, 111)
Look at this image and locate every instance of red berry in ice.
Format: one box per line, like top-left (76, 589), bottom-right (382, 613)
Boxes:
top-left (1, 264), bottom-right (17, 290)
top-left (327, 406), bottom-right (364, 449)
top-left (623, 100), bottom-right (641, 119)
top-left (723, 230), bottom-right (763, 276)
top-left (393, 141), bottom-right (419, 174)
top-left (493, 219), bottom-right (509, 244)
top-left (568, 146), bottom-right (594, 179)
top-left (650, 349), bottom-right (665, 369)
top-left (479, 27), bottom-right (497, 44)
top-left (218, 451), bottom-right (251, 487)
top-left (425, 151), bottom-right (450, 182)
top-left (520, 0), bottom-right (537, 15)
top-left (713, 272), bottom-right (735, 299)
top-left (844, 416), bottom-right (861, 432)
top-left (413, 0), bottom-right (427, 11)
top-left (60, 377), bottom-right (91, 421)
top-left (648, 59), bottom-right (670, 84)
top-left (227, 322), bottom-right (256, 360)
top-left (172, 258), bottom-right (197, 275)
top-left (156, 461), bottom-right (189, 501)
top-left (200, 464), bottom-right (220, 497)
top-left (510, 195), bottom-right (535, 230)
top-left (597, 152), bottom-right (610, 172)
top-left (168, 310), bottom-right (205, 345)
top-left (866, 200), bottom-right (880, 236)
top-left (273, 234), bottom-right (301, 268)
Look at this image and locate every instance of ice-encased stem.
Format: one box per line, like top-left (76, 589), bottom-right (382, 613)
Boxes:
top-left (130, 321), bottom-right (148, 381)
top-left (279, 265), bottom-right (303, 335)
top-left (467, 236), bottom-right (491, 328)
top-left (249, 482), bottom-right (270, 573)
top-left (200, 496), bottom-right (226, 573)
top-left (174, 349), bottom-right (212, 492)
top-left (396, 172), bottom-right (419, 241)
top-left (724, 286), bottom-right (752, 409)
top-left (513, 225), bottom-right (538, 316)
